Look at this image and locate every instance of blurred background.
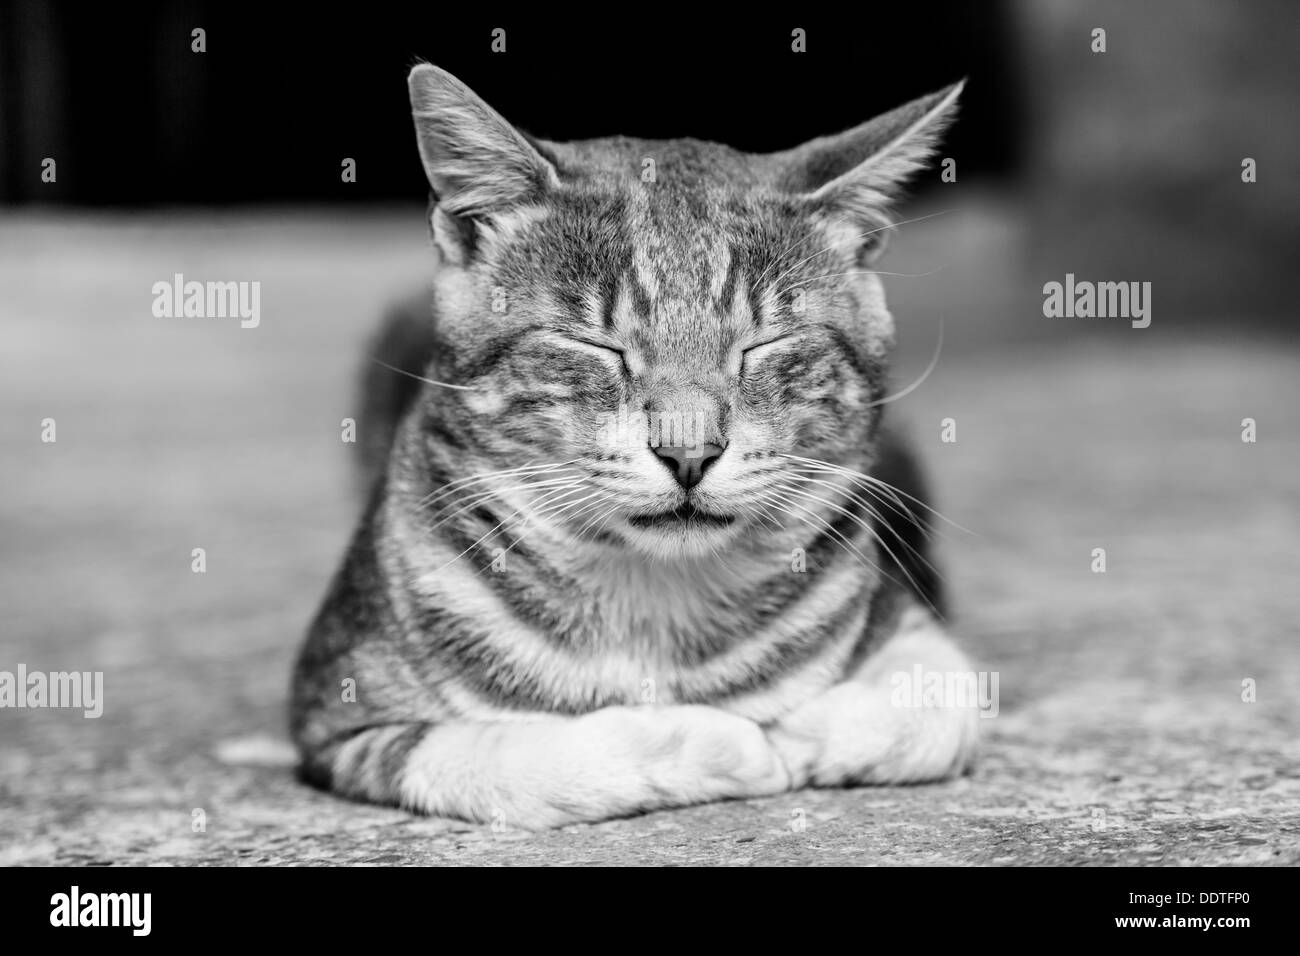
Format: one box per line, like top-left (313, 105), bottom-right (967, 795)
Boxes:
top-left (5, 0), bottom-right (1297, 320)
top-left (1, 1), bottom-right (1297, 864)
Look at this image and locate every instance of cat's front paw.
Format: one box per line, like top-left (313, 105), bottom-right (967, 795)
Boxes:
top-left (764, 719), bottom-right (824, 791)
top-left (618, 705), bottom-right (792, 802)
top-left (764, 675), bottom-right (979, 789)
top-left (679, 706), bottom-right (793, 798)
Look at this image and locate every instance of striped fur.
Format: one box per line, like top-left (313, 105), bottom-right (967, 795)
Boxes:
top-left (290, 64), bottom-right (976, 828)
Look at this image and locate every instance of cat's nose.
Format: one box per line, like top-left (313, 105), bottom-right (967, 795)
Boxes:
top-left (652, 443), bottom-right (724, 490)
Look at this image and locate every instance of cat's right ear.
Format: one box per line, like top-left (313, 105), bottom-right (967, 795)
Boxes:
top-left (408, 63), bottom-right (559, 264)
top-left (772, 81), bottom-right (964, 262)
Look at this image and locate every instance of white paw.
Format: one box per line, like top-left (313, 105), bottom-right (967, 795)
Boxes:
top-left (764, 613), bottom-right (984, 789)
top-left (614, 705), bottom-right (791, 801)
top-left (398, 705), bottom-right (795, 830)
top-left (677, 707), bottom-right (792, 798)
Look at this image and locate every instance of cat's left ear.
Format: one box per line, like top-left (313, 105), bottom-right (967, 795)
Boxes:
top-left (772, 80), bottom-right (964, 259)
top-left (408, 63), bottom-right (560, 263)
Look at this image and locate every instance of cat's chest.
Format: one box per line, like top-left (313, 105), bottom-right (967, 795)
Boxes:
top-left (540, 549), bottom-right (867, 718)
top-left (558, 551), bottom-right (762, 652)
top-left (401, 517), bottom-right (868, 721)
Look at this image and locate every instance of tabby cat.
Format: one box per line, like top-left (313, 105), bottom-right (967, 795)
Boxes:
top-left (290, 63), bottom-right (977, 828)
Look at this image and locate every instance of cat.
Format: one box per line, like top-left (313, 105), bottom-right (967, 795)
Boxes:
top-left (290, 63), bottom-right (978, 829)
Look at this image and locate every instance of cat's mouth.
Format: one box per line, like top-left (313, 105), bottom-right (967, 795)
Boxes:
top-left (626, 504), bottom-right (736, 529)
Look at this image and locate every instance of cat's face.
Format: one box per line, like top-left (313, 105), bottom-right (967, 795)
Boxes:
top-left (409, 65), bottom-right (960, 559)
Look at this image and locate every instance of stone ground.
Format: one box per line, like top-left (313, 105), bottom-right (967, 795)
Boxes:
top-left (1, 204), bottom-right (1297, 865)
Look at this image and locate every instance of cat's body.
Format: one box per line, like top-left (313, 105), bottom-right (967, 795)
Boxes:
top-left (290, 65), bottom-right (978, 828)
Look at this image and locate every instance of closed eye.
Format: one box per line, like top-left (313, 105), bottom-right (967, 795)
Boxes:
top-left (565, 336), bottom-right (630, 375)
top-left (742, 334), bottom-right (795, 355)
top-left (738, 333), bottom-right (796, 374)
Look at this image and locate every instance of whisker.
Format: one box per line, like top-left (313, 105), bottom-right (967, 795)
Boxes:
top-left (763, 209), bottom-right (954, 294)
top-left (773, 483), bottom-right (944, 595)
top-left (422, 478), bottom-right (580, 533)
top-left (779, 454), bottom-right (974, 535)
top-left (745, 500), bottom-right (784, 534)
top-left (476, 490), bottom-right (610, 572)
top-left (420, 469), bottom-right (579, 516)
top-left (778, 264), bottom-right (945, 293)
top-left (751, 216), bottom-right (845, 292)
top-left (765, 485), bottom-right (941, 617)
top-left (864, 319), bottom-right (943, 409)
top-left (785, 474), bottom-right (943, 577)
top-left (540, 491), bottom-right (611, 535)
top-left (757, 488), bottom-right (884, 577)
top-left (417, 460), bottom-right (581, 509)
top-left (800, 465), bottom-right (919, 522)
top-left (787, 472), bottom-right (929, 538)
top-left (370, 357), bottom-right (477, 392)
top-left (573, 498), bottom-right (620, 540)
top-left (432, 483), bottom-right (583, 574)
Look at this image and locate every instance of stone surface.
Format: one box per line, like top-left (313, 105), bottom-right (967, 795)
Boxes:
top-left (1, 209), bottom-right (1296, 865)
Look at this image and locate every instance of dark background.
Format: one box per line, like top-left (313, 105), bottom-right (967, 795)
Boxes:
top-left (7, 1), bottom-right (1295, 319)
top-left (0, 0), bottom-right (1023, 205)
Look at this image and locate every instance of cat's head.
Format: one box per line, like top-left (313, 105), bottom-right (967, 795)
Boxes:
top-left (407, 63), bottom-right (960, 560)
